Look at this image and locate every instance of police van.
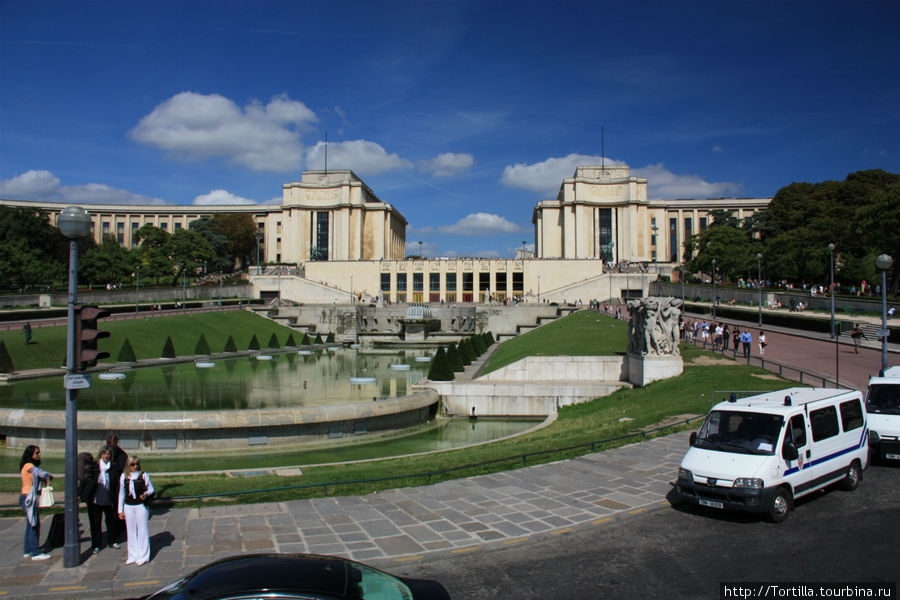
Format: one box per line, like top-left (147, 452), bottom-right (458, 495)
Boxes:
top-left (676, 387), bottom-right (868, 522)
top-left (867, 366), bottom-right (900, 461)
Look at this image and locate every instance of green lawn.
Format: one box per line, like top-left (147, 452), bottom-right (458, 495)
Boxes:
top-left (482, 309), bottom-right (628, 374)
top-left (0, 310), bottom-right (797, 513)
top-left (0, 311), bottom-right (303, 370)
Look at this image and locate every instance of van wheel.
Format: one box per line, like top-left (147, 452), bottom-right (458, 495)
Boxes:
top-left (766, 487), bottom-right (791, 523)
top-left (841, 460), bottom-right (862, 491)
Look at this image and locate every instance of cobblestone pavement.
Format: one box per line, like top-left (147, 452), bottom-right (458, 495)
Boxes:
top-left (0, 432), bottom-right (689, 599)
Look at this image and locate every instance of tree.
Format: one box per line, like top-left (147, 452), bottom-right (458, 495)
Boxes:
top-left (80, 236), bottom-right (136, 288)
top-left (195, 334), bottom-right (211, 355)
top-left (301, 333), bottom-right (311, 346)
top-left (446, 344), bottom-right (464, 372)
top-left (286, 333), bottom-right (296, 346)
top-left (427, 346), bottom-right (454, 381)
top-left (267, 333), bottom-right (280, 349)
top-left (117, 338), bottom-right (137, 363)
top-left (161, 337), bottom-right (176, 358)
top-left (0, 340), bottom-right (14, 373)
top-left (167, 229), bottom-right (216, 286)
top-left (0, 206), bottom-right (67, 289)
top-left (190, 216), bottom-right (233, 274)
top-left (685, 225), bottom-right (754, 283)
top-left (224, 335), bottom-right (237, 353)
top-left (248, 334), bottom-right (260, 350)
top-left (214, 213), bottom-right (257, 270)
top-left (135, 224), bottom-right (173, 285)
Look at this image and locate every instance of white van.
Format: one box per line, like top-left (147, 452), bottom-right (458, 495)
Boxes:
top-left (867, 366), bottom-right (900, 461)
top-left (676, 387), bottom-right (868, 522)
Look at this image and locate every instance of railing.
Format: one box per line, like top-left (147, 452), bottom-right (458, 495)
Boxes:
top-left (162, 417), bottom-right (704, 503)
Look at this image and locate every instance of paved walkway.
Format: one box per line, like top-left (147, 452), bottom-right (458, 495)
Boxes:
top-left (0, 431), bottom-right (688, 599)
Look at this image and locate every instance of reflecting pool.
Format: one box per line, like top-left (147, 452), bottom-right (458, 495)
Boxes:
top-left (0, 348), bottom-right (435, 411)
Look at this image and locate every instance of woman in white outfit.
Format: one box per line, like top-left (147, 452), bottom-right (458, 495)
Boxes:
top-left (117, 455), bottom-right (154, 565)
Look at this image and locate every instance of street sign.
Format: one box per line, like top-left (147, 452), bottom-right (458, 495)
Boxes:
top-left (876, 329), bottom-right (890, 338)
top-left (64, 373), bottom-right (91, 390)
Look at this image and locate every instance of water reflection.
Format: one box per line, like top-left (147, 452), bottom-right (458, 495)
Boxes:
top-left (0, 348), bottom-right (433, 411)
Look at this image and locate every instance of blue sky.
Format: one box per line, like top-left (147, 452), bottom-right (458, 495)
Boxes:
top-left (1, 1), bottom-right (898, 258)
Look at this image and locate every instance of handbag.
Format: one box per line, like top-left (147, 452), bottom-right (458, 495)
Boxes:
top-left (38, 485), bottom-right (55, 508)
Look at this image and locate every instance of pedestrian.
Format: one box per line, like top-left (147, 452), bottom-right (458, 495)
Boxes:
top-left (88, 446), bottom-right (117, 553)
top-left (107, 435), bottom-right (128, 548)
top-left (118, 455), bottom-right (154, 566)
top-left (723, 324), bottom-right (731, 351)
top-left (19, 445), bottom-right (53, 560)
top-left (758, 330), bottom-right (767, 357)
top-left (850, 325), bottom-right (864, 354)
top-left (23, 322), bottom-right (32, 345)
top-left (714, 323), bottom-right (724, 351)
top-left (740, 329), bottom-right (752, 359)
top-left (732, 327), bottom-right (741, 358)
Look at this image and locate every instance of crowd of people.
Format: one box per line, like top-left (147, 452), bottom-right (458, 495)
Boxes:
top-left (18, 434), bottom-right (154, 566)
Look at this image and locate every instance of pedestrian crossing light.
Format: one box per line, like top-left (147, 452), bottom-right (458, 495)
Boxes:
top-left (74, 305), bottom-right (110, 370)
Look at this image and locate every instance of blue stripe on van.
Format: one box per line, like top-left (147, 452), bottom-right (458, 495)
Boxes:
top-left (784, 427), bottom-right (868, 476)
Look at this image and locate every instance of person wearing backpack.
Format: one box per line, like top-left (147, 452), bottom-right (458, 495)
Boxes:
top-left (19, 445), bottom-right (53, 560)
top-left (117, 455), bottom-right (154, 566)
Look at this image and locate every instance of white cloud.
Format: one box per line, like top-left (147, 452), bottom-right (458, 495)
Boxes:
top-left (633, 163), bottom-right (742, 199)
top-left (417, 152), bottom-right (474, 177)
top-left (0, 170), bottom-right (165, 204)
top-left (305, 140), bottom-right (413, 176)
top-left (59, 183), bottom-right (166, 205)
top-left (474, 249), bottom-right (501, 258)
top-left (437, 212), bottom-right (526, 236)
top-left (500, 153), bottom-right (627, 196)
top-left (193, 189), bottom-right (257, 205)
top-left (0, 169), bottom-right (61, 199)
top-left (130, 92), bottom-right (317, 173)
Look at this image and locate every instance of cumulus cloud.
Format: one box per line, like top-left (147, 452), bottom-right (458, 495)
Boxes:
top-left (193, 189), bottom-right (257, 205)
top-left (0, 169), bottom-right (165, 204)
top-left (129, 91), bottom-right (317, 173)
top-left (437, 212), bottom-right (526, 236)
top-left (0, 170), bottom-right (61, 199)
top-left (305, 140), bottom-right (413, 176)
top-left (500, 153), bottom-right (627, 196)
top-left (633, 163), bottom-right (742, 199)
top-left (417, 152), bottom-right (474, 177)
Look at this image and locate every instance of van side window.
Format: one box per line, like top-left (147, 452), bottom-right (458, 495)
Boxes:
top-left (787, 415), bottom-right (806, 447)
top-left (810, 406), bottom-right (839, 441)
top-left (839, 399), bottom-right (864, 432)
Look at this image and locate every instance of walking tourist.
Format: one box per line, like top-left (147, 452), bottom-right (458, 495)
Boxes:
top-left (740, 329), bottom-right (752, 359)
top-left (758, 331), bottom-right (767, 357)
top-left (19, 445), bottom-right (53, 560)
top-left (87, 446), bottom-right (117, 553)
top-left (118, 455), bottom-right (154, 566)
top-left (107, 435), bottom-right (128, 548)
top-left (850, 324), bottom-right (864, 354)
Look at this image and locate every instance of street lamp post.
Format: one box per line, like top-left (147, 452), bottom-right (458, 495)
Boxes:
top-left (876, 254), bottom-right (894, 374)
top-left (135, 265), bottom-right (140, 313)
top-left (538, 275), bottom-right (541, 303)
top-left (757, 253), bottom-right (762, 326)
top-left (57, 205), bottom-right (92, 568)
top-left (255, 230), bottom-right (263, 275)
top-left (829, 243), bottom-right (836, 338)
top-left (418, 240), bottom-right (423, 258)
top-left (651, 224), bottom-right (659, 273)
top-left (711, 258), bottom-right (717, 320)
top-left (182, 264), bottom-right (187, 307)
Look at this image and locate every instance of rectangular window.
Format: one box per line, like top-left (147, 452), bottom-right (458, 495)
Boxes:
top-left (598, 208), bottom-right (612, 261)
top-left (174, 222), bottom-right (182, 230)
top-left (380, 273), bottom-right (391, 292)
top-left (478, 272), bottom-right (490, 292)
top-left (413, 273), bottom-right (423, 292)
top-left (463, 272), bottom-right (474, 292)
top-left (684, 217), bottom-right (693, 239)
top-left (699, 217), bottom-right (708, 232)
top-left (429, 273), bottom-right (440, 292)
top-left (396, 273), bottom-right (407, 292)
top-left (116, 222), bottom-right (124, 244)
top-left (810, 406), bottom-right (840, 442)
top-left (669, 217), bottom-right (678, 262)
top-left (512, 272), bottom-right (523, 292)
top-left (839, 399), bottom-right (864, 432)
top-left (315, 212), bottom-right (329, 260)
top-left (160, 222), bottom-right (167, 231)
top-left (496, 272), bottom-right (507, 292)
top-left (446, 273), bottom-right (457, 292)
top-left (787, 415), bottom-right (807, 447)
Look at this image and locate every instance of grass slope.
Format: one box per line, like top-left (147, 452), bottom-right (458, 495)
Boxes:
top-left (0, 311), bottom-right (303, 370)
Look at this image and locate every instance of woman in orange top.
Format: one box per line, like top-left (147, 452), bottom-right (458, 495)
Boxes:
top-left (20, 445), bottom-right (54, 560)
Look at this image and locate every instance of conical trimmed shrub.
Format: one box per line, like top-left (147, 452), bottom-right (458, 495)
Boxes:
top-left (286, 333), bottom-right (296, 346)
top-left (224, 335), bottom-right (237, 353)
top-left (428, 346), bottom-right (454, 381)
top-left (325, 332), bottom-right (335, 343)
top-left (0, 341), bottom-right (14, 373)
top-left (301, 333), bottom-right (311, 346)
top-left (268, 333), bottom-right (280, 349)
top-left (458, 340), bottom-right (473, 365)
top-left (195, 333), bottom-right (211, 355)
top-left (314, 333), bottom-right (324, 345)
top-left (248, 334), bottom-right (260, 350)
top-left (117, 338), bottom-right (137, 363)
top-left (446, 344), bottom-right (464, 372)
top-left (161, 337), bottom-right (176, 359)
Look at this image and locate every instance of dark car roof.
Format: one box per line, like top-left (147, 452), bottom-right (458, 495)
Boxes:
top-left (180, 554), bottom-right (349, 599)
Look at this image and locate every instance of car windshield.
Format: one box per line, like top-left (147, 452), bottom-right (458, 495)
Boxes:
top-left (694, 410), bottom-right (784, 455)
top-left (350, 563), bottom-right (413, 600)
top-left (867, 384), bottom-right (900, 414)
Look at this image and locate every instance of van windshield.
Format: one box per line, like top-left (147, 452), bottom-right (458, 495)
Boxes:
top-left (867, 384), bottom-right (900, 414)
top-left (694, 411), bottom-right (784, 455)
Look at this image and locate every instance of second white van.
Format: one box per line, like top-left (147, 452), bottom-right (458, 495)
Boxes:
top-left (676, 387), bottom-right (868, 522)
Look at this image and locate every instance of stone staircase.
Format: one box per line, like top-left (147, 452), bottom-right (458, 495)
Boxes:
top-left (497, 305), bottom-right (581, 341)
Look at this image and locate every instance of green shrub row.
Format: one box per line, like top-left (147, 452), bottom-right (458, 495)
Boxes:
top-left (428, 331), bottom-right (495, 381)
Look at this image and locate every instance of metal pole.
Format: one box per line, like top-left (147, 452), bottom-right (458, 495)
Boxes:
top-left (882, 268), bottom-right (889, 373)
top-left (757, 254), bottom-right (762, 327)
top-left (182, 266), bottom-right (186, 307)
top-left (135, 265), bottom-right (140, 313)
top-left (712, 259), bottom-right (716, 320)
top-left (829, 243), bottom-right (835, 338)
top-left (64, 240), bottom-right (80, 567)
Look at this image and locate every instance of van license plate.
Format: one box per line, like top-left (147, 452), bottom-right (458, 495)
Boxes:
top-left (886, 453), bottom-right (900, 460)
top-left (699, 498), bottom-right (724, 509)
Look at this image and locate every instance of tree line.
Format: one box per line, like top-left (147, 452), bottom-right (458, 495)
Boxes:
top-left (683, 169), bottom-right (899, 292)
top-left (0, 210), bottom-right (257, 291)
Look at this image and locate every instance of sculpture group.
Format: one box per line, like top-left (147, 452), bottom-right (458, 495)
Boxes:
top-left (627, 296), bottom-right (683, 356)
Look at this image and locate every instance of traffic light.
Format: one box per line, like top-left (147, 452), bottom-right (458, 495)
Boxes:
top-left (74, 305), bottom-right (110, 370)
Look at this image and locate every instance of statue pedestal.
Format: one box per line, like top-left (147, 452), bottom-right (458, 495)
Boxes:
top-left (626, 354), bottom-right (683, 387)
